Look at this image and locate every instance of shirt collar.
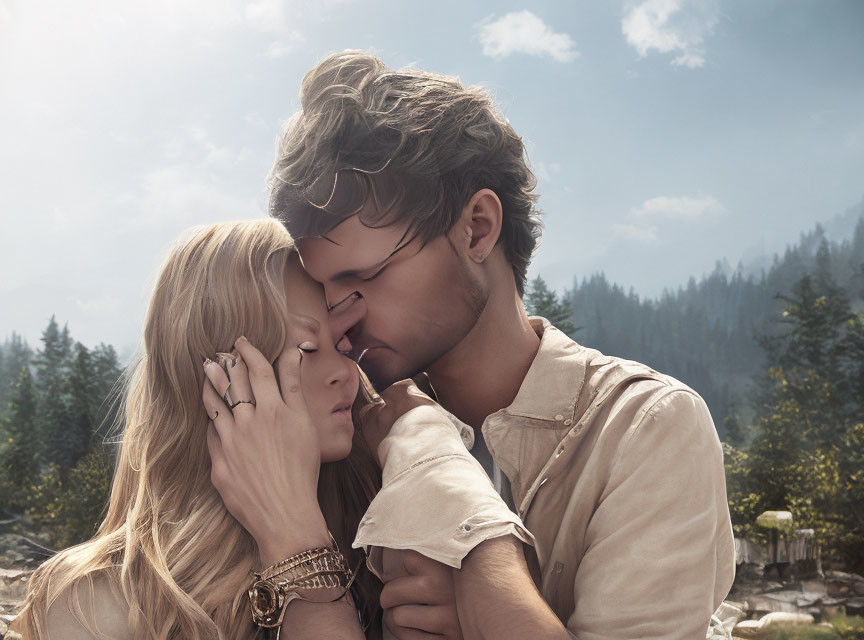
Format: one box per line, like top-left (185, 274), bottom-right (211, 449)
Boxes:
top-left (489, 316), bottom-right (586, 425)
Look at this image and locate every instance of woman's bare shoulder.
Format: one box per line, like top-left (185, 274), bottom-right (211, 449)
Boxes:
top-left (43, 570), bottom-right (130, 640)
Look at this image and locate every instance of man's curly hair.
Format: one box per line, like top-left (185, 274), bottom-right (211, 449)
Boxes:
top-left (268, 50), bottom-right (543, 296)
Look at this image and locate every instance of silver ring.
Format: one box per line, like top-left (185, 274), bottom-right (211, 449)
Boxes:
top-left (229, 399), bottom-right (256, 409)
top-left (222, 385), bottom-right (233, 407)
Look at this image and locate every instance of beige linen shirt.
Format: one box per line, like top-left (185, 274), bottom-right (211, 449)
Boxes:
top-left (356, 317), bottom-right (736, 640)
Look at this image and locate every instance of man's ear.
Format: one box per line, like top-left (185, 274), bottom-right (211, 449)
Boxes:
top-left (455, 189), bottom-right (503, 263)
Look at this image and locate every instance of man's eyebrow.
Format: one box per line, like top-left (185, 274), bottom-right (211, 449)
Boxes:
top-left (319, 234), bottom-right (342, 246)
top-left (330, 228), bottom-right (416, 281)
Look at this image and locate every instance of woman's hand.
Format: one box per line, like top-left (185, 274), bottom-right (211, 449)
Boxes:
top-left (202, 336), bottom-right (330, 567)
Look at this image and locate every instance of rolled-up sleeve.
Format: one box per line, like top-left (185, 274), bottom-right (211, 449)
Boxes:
top-left (353, 405), bottom-right (534, 577)
top-left (567, 389), bottom-right (736, 640)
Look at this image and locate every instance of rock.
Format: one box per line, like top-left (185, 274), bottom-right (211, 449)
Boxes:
top-left (0, 570), bottom-right (26, 585)
top-left (734, 611), bottom-right (815, 635)
top-left (845, 596), bottom-right (864, 616)
top-left (753, 589), bottom-right (824, 607)
top-left (825, 570), bottom-right (864, 598)
top-left (762, 581), bottom-right (785, 591)
top-left (824, 570), bottom-right (864, 582)
top-left (798, 579), bottom-right (828, 595)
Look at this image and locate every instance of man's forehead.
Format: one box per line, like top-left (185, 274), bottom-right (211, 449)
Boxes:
top-left (295, 215), bottom-right (410, 274)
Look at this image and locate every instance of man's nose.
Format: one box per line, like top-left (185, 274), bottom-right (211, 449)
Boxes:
top-left (326, 290), bottom-right (368, 341)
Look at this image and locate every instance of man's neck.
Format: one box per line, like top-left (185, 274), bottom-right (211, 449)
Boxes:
top-left (426, 290), bottom-right (540, 429)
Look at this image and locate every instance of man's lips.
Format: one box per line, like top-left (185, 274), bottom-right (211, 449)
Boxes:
top-left (345, 340), bottom-right (387, 364)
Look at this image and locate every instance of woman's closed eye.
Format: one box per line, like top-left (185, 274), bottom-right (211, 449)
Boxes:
top-left (298, 341), bottom-right (318, 354)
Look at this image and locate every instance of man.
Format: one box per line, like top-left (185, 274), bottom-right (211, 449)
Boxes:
top-left (268, 50), bottom-right (735, 639)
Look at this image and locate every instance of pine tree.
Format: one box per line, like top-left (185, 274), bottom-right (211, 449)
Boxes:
top-left (758, 273), bottom-right (853, 445)
top-left (734, 268), bottom-right (864, 568)
top-left (0, 333), bottom-right (32, 416)
top-left (54, 444), bottom-right (115, 547)
top-left (34, 316), bottom-right (74, 470)
top-left (89, 343), bottom-right (123, 441)
top-left (524, 276), bottom-right (578, 337)
top-left (0, 367), bottom-right (39, 513)
top-left (66, 343), bottom-right (96, 471)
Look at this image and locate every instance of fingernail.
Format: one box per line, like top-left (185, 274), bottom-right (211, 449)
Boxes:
top-left (203, 358), bottom-right (213, 367)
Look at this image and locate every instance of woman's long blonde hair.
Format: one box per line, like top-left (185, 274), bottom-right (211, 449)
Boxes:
top-left (13, 219), bottom-right (382, 639)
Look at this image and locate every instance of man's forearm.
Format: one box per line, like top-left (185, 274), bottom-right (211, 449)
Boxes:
top-left (452, 536), bottom-right (571, 640)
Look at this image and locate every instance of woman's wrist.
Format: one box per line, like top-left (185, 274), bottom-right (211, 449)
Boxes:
top-left (255, 507), bottom-right (333, 569)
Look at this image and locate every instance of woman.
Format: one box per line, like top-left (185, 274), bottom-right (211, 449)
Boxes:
top-left (12, 219), bottom-right (384, 639)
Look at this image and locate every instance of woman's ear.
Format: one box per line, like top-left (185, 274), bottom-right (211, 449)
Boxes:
top-left (456, 189), bottom-right (503, 263)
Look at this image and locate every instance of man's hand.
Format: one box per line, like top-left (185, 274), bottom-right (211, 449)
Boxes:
top-left (380, 550), bottom-right (464, 640)
top-left (356, 379), bottom-right (439, 467)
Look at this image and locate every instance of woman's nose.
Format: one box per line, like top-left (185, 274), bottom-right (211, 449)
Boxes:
top-left (325, 347), bottom-right (355, 386)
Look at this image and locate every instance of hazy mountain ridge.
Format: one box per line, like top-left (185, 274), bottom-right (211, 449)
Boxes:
top-left (564, 199), bottom-right (864, 432)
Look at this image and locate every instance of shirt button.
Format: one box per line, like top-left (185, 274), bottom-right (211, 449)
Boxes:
top-left (459, 523), bottom-right (472, 532)
top-left (564, 418), bottom-right (572, 426)
top-left (554, 561), bottom-right (564, 574)
top-left (554, 414), bottom-right (564, 421)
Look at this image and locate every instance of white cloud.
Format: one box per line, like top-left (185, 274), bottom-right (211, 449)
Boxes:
top-left (630, 194), bottom-right (726, 220)
top-left (72, 295), bottom-right (123, 314)
top-left (0, 1), bottom-right (13, 31)
top-left (621, 0), bottom-right (718, 69)
top-left (121, 164), bottom-right (260, 234)
top-left (611, 223), bottom-right (659, 245)
top-left (534, 161), bottom-right (562, 184)
top-left (478, 11), bottom-right (579, 63)
top-left (267, 32), bottom-right (307, 58)
top-left (245, 112), bottom-right (269, 129)
top-left (246, 0), bottom-right (300, 36)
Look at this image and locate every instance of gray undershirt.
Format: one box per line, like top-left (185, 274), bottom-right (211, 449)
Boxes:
top-left (469, 424), bottom-right (517, 513)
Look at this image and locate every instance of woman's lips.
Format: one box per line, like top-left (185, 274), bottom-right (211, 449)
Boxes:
top-left (331, 406), bottom-right (352, 423)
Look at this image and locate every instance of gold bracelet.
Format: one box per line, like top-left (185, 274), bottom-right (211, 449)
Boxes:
top-left (261, 545), bottom-right (335, 581)
top-left (249, 534), bottom-right (355, 629)
top-left (259, 531), bottom-right (339, 581)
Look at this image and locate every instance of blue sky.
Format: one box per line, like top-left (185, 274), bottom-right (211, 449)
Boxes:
top-left (1, 0), bottom-right (863, 353)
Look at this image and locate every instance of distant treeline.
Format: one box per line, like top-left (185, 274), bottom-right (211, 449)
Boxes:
top-left (0, 319), bottom-right (122, 547)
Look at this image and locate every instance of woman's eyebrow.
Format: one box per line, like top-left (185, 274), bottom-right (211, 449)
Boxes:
top-left (292, 314), bottom-right (321, 333)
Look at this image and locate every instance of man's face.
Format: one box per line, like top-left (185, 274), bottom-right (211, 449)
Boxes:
top-left (296, 212), bottom-right (487, 390)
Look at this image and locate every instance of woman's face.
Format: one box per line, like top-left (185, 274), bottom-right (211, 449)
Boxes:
top-left (283, 255), bottom-right (359, 463)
